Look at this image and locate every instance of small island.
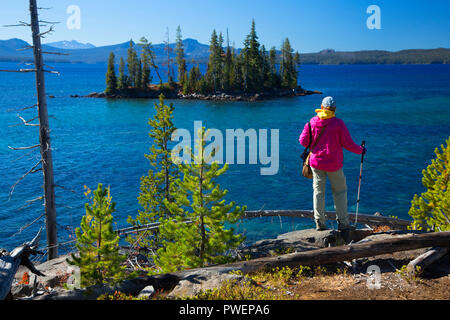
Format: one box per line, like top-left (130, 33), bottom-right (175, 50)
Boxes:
top-left (73, 20), bottom-right (321, 101)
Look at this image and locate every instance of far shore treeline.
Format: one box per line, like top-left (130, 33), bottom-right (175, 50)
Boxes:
top-left (104, 20), bottom-right (301, 96)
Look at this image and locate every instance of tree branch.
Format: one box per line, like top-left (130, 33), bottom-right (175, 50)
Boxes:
top-left (9, 160), bottom-right (43, 200)
top-left (17, 114), bottom-right (39, 126)
top-left (8, 144), bottom-right (41, 151)
top-left (6, 104), bottom-right (37, 113)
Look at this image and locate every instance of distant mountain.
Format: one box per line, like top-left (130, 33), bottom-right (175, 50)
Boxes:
top-left (45, 40), bottom-right (96, 50)
top-left (0, 37), bottom-right (448, 65)
top-left (0, 38), bottom-right (211, 64)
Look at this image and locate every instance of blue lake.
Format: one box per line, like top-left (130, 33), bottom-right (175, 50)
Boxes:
top-left (1, 62), bottom-right (449, 252)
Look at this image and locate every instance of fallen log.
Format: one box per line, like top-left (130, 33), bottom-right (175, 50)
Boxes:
top-left (225, 231), bottom-right (450, 274)
top-left (244, 210), bottom-right (411, 229)
top-left (0, 228), bottom-right (45, 300)
top-left (407, 247), bottom-right (449, 274)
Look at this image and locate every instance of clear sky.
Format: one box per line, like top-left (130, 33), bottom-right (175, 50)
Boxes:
top-left (1, 0), bottom-right (449, 52)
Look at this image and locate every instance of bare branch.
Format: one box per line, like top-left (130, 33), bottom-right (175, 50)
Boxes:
top-left (54, 184), bottom-right (77, 193)
top-left (16, 196), bottom-right (44, 211)
top-left (37, 25), bottom-right (54, 38)
top-left (17, 114), bottom-right (40, 126)
top-left (16, 46), bottom-right (34, 51)
top-left (0, 69), bottom-right (35, 73)
top-left (38, 20), bottom-right (60, 25)
top-left (8, 144), bottom-right (41, 151)
top-left (9, 160), bottom-right (43, 200)
top-left (44, 69), bottom-right (60, 75)
top-left (11, 148), bottom-right (37, 163)
top-left (6, 104), bottom-right (38, 113)
top-left (3, 21), bottom-right (30, 27)
top-left (11, 212), bottom-right (45, 237)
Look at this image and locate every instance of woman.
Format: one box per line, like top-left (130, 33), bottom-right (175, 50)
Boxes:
top-left (299, 96), bottom-right (365, 231)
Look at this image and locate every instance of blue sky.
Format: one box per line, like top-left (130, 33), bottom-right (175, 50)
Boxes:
top-left (1, 0), bottom-right (449, 52)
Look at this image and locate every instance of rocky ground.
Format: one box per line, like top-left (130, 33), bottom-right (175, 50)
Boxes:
top-left (8, 228), bottom-right (450, 300)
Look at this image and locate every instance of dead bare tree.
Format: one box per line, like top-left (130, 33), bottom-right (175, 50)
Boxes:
top-left (1, 0), bottom-right (63, 260)
top-left (29, 0), bottom-right (57, 260)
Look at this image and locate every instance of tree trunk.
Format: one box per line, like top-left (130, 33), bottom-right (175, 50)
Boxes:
top-left (244, 210), bottom-right (411, 230)
top-left (29, 0), bottom-right (57, 260)
top-left (407, 246), bottom-right (449, 274)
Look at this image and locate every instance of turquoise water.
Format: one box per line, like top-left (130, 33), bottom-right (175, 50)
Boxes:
top-left (1, 62), bottom-right (449, 251)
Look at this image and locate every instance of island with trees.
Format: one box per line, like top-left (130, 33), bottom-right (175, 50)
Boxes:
top-left (82, 21), bottom-right (321, 101)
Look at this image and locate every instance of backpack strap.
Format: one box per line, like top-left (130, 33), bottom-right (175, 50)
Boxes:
top-left (309, 124), bottom-right (327, 152)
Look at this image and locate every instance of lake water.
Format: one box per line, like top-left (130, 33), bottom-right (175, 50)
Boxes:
top-left (1, 62), bottom-right (449, 252)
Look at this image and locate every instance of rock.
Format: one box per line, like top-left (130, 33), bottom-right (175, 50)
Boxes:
top-left (137, 285), bottom-right (155, 299)
top-left (33, 283), bottom-right (116, 300)
top-left (11, 284), bottom-right (33, 298)
top-left (166, 269), bottom-right (249, 299)
top-left (241, 229), bottom-right (344, 259)
top-left (16, 254), bottom-right (72, 288)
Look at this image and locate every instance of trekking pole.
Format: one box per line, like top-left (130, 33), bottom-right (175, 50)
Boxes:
top-left (354, 141), bottom-right (366, 226)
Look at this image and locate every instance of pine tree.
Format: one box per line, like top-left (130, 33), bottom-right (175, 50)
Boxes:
top-left (135, 58), bottom-right (143, 89)
top-left (222, 30), bottom-right (233, 93)
top-left (68, 184), bottom-right (126, 287)
top-left (127, 94), bottom-right (179, 250)
top-left (280, 38), bottom-right (297, 89)
top-left (269, 46), bottom-right (280, 88)
top-left (409, 137), bottom-right (450, 231)
top-left (187, 64), bottom-right (201, 93)
top-left (139, 37), bottom-right (152, 89)
top-left (206, 29), bottom-right (224, 93)
top-left (241, 19), bottom-right (263, 92)
top-left (175, 25), bottom-right (187, 86)
top-left (117, 57), bottom-right (128, 90)
top-left (127, 39), bottom-right (138, 87)
top-left (105, 52), bottom-right (117, 95)
top-left (156, 127), bottom-right (246, 272)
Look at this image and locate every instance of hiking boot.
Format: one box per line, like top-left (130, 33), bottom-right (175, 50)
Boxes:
top-left (315, 220), bottom-right (328, 231)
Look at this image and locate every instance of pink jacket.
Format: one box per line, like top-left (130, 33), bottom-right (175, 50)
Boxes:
top-left (299, 116), bottom-right (364, 172)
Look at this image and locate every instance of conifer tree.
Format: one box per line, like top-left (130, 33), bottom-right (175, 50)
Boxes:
top-left (135, 58), bottom-right (143, 89)
top-left (156, 127), bottom-right (246, 272)
top-left (409, 137), bottom-right (450, 231)
top-left (139, 36), bottom-right (157, 85)
top-left (127, 39), bottom-right (138, 87)
top-left (105, 52), bottom-right (117, 95)
top-left (241, 19), bottom-right (263, 92)
top-left (269, 46), bottom-right (280, 88)
top-left (187, 64), bottom-right (201, 93)
top-left (117, 57), bottom-right (128, 90)
top-left (223, 34), bottom-right (233, 93)
top-left (206, 29), bottom-right (224, 92)
top-left (280, 38), bottom-right (297, 89)
top-left (68, 184), bottom-right (126, 287)
top-left (175, 25), bottom-right (187, 86)
top-left (127, 94), bottom-right (179, 249)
